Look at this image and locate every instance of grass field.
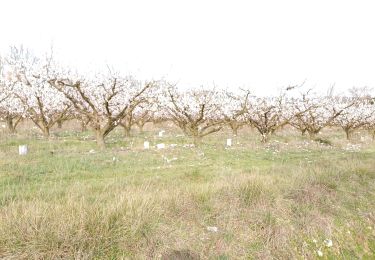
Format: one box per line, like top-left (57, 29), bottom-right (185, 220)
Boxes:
top-left (0, 123), bottom-right (374, 259)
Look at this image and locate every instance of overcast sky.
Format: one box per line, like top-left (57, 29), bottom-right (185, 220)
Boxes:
top-left (1, 0), bottom-right (374, 95)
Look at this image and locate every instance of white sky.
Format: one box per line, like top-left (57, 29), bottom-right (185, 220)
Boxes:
top-left (1, 0), bottom-right (374, 95)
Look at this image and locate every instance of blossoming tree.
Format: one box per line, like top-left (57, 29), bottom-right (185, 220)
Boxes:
top-left (244, 93), bottom-right (293, 143)
top-left (290, 90), bottom-right (356, 139)
top-left (164, 85), bottom-right (223, 144)
top-left (3, 46), bottom-right (70, 137)
top-left (48, 70), bottom-right (157, 148)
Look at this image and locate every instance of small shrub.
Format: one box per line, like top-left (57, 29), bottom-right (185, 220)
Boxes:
top-left (239, 180), bottom-right (266, 206)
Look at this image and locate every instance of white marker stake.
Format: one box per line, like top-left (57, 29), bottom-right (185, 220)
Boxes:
top-left (226, 138), bottom-right (232, 147)
top-left (19, 145), bottom-right (28, 155)
top-left (144, 141), bottom-right (150, 149)
top-left (157, 143), bottom-right (165, 149)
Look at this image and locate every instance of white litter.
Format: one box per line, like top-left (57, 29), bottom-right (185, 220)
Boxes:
top-left (156, 143), bottom-right (165, 149)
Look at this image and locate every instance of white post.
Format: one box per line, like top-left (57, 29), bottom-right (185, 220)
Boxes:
top-left (226, 138), bottom-right (232, 147)
top-left (158, 130), bottom-right (165, 137)
top-left (19, 145), bottom-right (28, 155)
top-left (144, 141), bottom-right (150, 149)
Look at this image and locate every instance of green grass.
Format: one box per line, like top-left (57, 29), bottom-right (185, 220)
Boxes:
top-left (0, 124), bottom-right (374, 259)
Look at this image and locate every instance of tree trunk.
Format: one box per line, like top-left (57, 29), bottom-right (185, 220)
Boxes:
top-left (261, 132), bottom-right (270, 143)
top-left (308, 130), bottom-right (318, 140)
top-left (231, 125), bottom-right (239, 136)
top-left (138, 123), bottom-right (144, 134)
top-left (6, 116), bottom-right (16, 134)
top-left (80, 121), bottom-right (88, 132)
top-left (96, 130), bottom-right (106, 149)
top-left (42, 126), bottom-right (50, 138)
top-left (57, 119), bottom-right (63, 129)
top-left (344, 128), bottom-right (352, 140)
top-left (123, 126), bottom-right (131, 137)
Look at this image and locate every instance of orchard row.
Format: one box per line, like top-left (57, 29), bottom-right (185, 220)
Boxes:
top-left (1, 46), bottom-right (374, 148)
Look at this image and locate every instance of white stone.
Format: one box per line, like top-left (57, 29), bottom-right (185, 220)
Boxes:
top-left (156, 143), bottom-right (165, 149)
top-left (144, 141), bottom-right (150, 149)
top-left (158, 130), bottom-right (165, 137)
top-left (324, 239), bottom-right (333, 247)
top-left (19, 145), bottom-right (28, 155)
top-left (206, 226), bottom-right (218, 232)
top-left (226, 138), bottom-right (232, 147)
